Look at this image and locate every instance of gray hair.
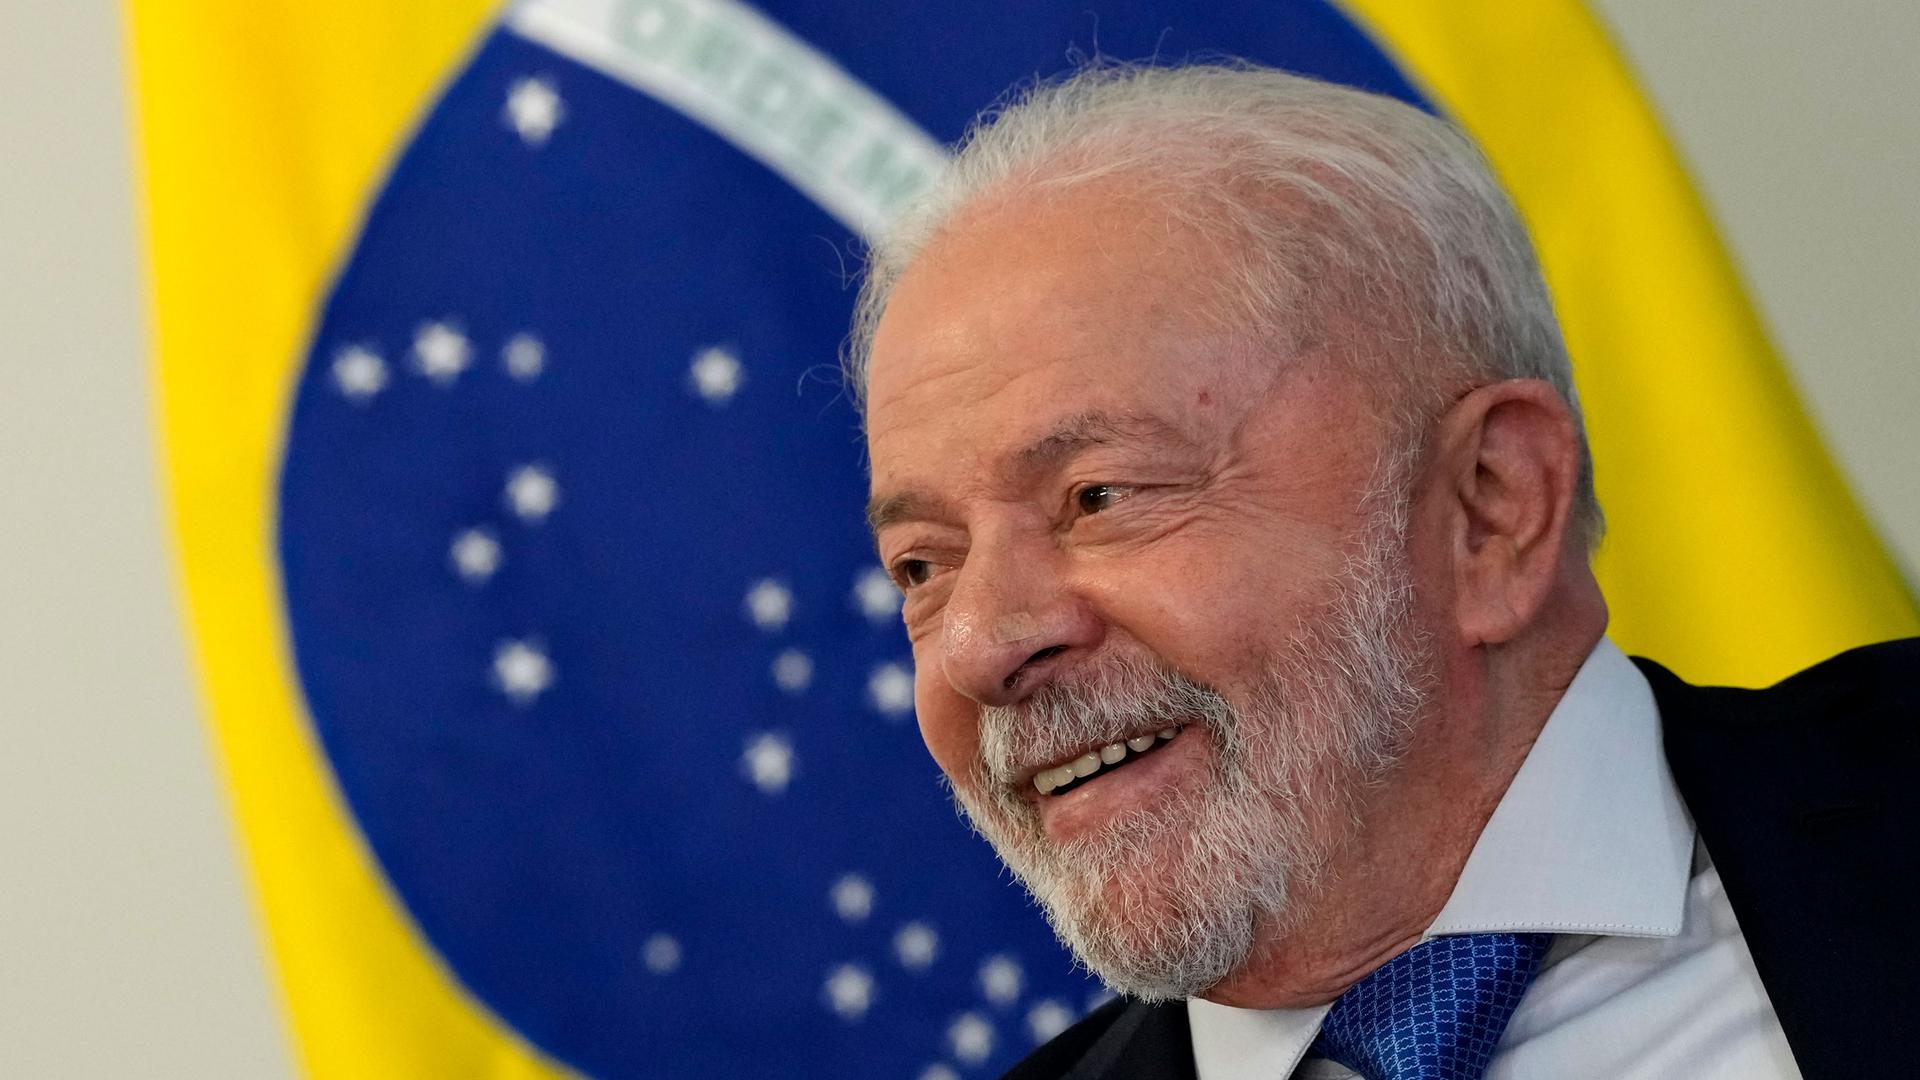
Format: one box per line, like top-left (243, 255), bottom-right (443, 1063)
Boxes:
top-left (846, 60), bottom-right (1602, 542)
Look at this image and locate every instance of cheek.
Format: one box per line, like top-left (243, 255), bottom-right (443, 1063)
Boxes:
top-left (913, 664), bottom-right (979, 782)
top-left (1090, 537), bottom-right (1345, 674)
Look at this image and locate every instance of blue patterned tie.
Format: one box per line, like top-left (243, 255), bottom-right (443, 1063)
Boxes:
top-left (1307, 933), bottom-right (1552, 1080)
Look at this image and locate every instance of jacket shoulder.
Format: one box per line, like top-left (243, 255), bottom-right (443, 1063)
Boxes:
top-left (1634, 635), bottom-right (1920, 732)
top-left (1633, 636), bottom-right (1920, 841)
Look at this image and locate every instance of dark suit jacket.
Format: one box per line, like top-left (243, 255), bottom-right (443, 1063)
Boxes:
top-left (1004, 638), bottom-right (1920, 1080)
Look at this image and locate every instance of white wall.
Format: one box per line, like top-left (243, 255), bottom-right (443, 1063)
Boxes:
top-left (0, 5), bottom-right (295, 1078)
top-left (1, 3), bottom-right (1913, 1076)
top-left (1591, 0), bottom-right (1920, 579)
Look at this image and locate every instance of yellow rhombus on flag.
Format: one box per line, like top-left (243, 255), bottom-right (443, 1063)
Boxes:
top-left (125, 0), bottom-right (1915, 1075)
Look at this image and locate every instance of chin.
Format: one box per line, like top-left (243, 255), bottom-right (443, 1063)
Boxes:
top-left (989, 795), bottom-right (1294, 1003)
top-left (1055, 875), bottom-right (1259, 1002)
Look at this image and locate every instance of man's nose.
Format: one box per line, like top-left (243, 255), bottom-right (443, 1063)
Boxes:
top-left (939, 543), bottom-right (1101, 707)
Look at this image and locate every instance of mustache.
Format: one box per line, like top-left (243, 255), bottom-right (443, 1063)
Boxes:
top-left (974, 654), bottom-right (1239, 787)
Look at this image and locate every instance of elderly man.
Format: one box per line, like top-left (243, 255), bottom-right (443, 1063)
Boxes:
top-left (851, 63), bottom-right (1913, 1080)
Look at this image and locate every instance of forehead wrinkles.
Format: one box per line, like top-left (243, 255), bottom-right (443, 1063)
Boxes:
top-left (866, 194), bottom-right (1324, 465)
top-left (875, 176), bottom-right (1243, 354)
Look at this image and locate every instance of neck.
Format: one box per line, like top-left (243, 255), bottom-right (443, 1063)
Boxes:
top-left (1199, 630), bottom-right (1595, 1009)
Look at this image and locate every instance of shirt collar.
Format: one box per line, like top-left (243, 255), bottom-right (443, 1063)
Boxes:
top-left (1188, 638), bottom-right (1694, 1079)
top-left (1424, 637), bottom-right (1694, 938)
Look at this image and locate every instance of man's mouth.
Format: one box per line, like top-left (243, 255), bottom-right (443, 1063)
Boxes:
top-left (1030, 726), bottom-right (1184, 796)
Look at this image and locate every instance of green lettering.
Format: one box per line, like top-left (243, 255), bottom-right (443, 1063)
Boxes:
top-left (842, 138), bottom-right (931, 212)
top-left (788, 100), bottom-right (855, 164)
top-left (735, 55), bottom-right (810, 131)
top-left (613, 0), bottom-right (689, 60)
top-left (684, 19), bottom-right (750, 93)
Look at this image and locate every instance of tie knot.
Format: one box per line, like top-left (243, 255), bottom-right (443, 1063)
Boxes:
top-left (1309, 932), bottom-right (1551, 1080)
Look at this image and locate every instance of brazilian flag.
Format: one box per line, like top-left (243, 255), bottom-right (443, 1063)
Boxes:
top-left (126, 1), bottom-right (1915, 1076)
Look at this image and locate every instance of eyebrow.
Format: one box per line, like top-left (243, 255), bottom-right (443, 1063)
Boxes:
top-left (866, 409), bottom-right (1192, 535)
top-left (1016, 409), bottom-right (1189, 469)
top-left (866, 490), bottom-right (943, 534)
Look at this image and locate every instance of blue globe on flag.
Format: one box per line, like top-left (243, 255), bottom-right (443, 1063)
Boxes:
top-left (274, 1), bottom-right (1427, 1075)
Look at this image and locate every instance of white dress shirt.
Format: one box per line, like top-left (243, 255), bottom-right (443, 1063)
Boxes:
top-left (1187, 639), bottom-right (1804, 1079)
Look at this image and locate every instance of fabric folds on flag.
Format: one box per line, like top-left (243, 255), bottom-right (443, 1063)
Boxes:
top-left (127, 5), bottom-right (565, 1077)
top-left (126, 0), bottom-right (1915, 1076)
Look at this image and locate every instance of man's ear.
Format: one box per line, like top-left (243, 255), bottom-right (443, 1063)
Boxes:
top-left (1431, 380), bottom-right (1583, 647)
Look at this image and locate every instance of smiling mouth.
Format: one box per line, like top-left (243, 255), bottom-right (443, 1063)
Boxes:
top-left (1031, 726), bottom-right (1184, 796)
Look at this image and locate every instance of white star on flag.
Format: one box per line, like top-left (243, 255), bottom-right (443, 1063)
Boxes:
top-left (449, 527), bottom-right (503, 584)
top-left (744, 579), bottom-right (794, 632)
top-left (642, 933), bottom-right (682, 975)
top-left (823, 963), bottom-right (875, 1020)
top-left (412, 319), bottom-right (472, 385)
top-left (917, 1067), bottom-right (960, 1080)
top-left (868, 662), bottom-right (915, 717)
top-left (331, 345), bottom-right (388, 402)
top-left (771, 648), bottom-right (814, 693)
top-left (741, 731), bottom-right (795, 795)
top-left (979, 954), bottom-right (1024, 1006)
top-left (1026, 1000), bottom-right (1073, 1043)
top-left (492, 639), bottom-right (555, 705)
top-left (852, 566), bottom-right (903, 621)
top-left (688, 345), bottom-right (745, 404)
top-left (504, 464), bottom-right (560, 523)
top-left (948, 1012), bottom-right (996, 1065)
top-left (830, 873), bottom-right (875, 923)
top-left (893, 921), bottom-right (940, 970)
top-left (504, 75), bottom-right (565, 146)
top-left (502, 332), bottom-right (546, 381)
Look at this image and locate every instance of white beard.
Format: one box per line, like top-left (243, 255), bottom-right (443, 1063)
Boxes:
top-left (951, 476), bottom-right (1432, 1001)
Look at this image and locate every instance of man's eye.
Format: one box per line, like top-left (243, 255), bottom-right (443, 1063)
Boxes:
top-left (891, 558), bottom-right (934, 589)
top-left (1075, 484), bottom-right (1134, 515)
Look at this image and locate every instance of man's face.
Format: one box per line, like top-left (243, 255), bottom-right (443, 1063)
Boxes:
top-left (863, 183), bottom-right (1433, 998)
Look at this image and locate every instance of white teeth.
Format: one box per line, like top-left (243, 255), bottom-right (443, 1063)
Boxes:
top-left (1035, 726), bottom-right (1187, 795)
